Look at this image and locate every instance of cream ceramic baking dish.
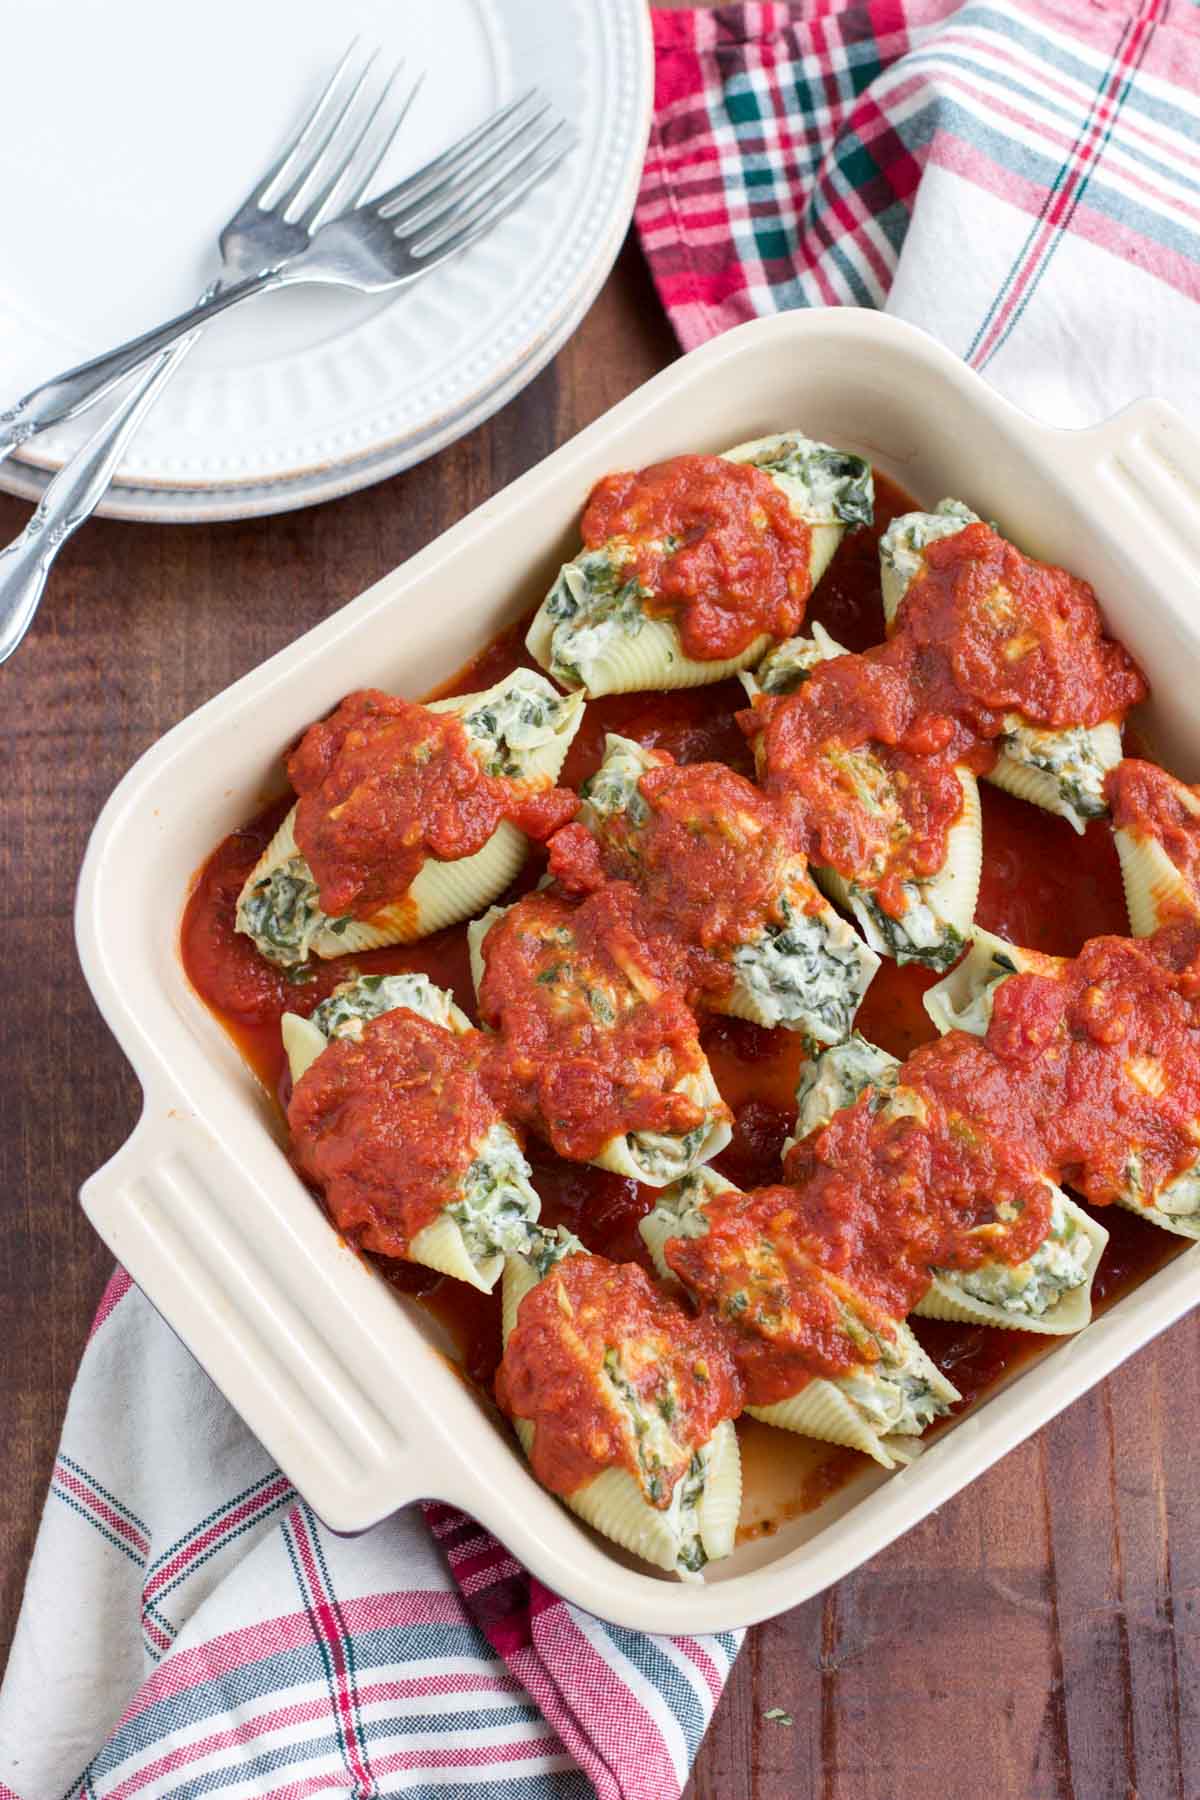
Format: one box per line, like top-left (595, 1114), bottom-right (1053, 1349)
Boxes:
top-left (77, 309), bottom-right (1200, 1633)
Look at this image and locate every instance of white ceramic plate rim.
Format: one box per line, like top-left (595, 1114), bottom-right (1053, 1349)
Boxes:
top-left (0, 0), bottom-right (651, 522)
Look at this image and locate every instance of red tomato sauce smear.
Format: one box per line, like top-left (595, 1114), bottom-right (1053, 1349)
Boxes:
top-left (743, 518), bottom-right (1145, 921)
top-left (179, 472), bottom-right (1181, 1529)
top-left (496, 1253), bottom-right (740, 1504)
top-left (582, 454), bottom-right (815, 662)
top-left (290, 688), bottom-right (575, 920)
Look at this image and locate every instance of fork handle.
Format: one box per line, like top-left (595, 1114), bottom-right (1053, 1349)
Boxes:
top-left (0, 269), bottom-right (281, 465)
top-left (0, 338), bottom-right (198, 664)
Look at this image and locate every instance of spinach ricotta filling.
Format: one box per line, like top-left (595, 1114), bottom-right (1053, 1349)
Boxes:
top-left (238, 857), bottom-right (332, 967)
top-left (735, 436), bottom-right (874, 527)
top-left (1122, 1151), bottom-right (1200, 1220)
top-left (793, 1034), bottom-right (901, 1139)
top-left (730, 894), bottom-right (877, 1039)
top-left (746, 632), bottom-right (832, 697)
top-left (540, 546), bottom-right (658, 688)
top-left (450, 1124), bottom-right (542, 1265)
top-left (996, 717), bottom-right (1113, 827)
top-left (937, 1188), bottom-right (1092, 1317)
top-left (310, 971), bottom-right (457, 1040)
top-left (878, 497), bottom-right (979, 608)
top-left (847, 883), bottom-right (965, 972)
top-left (628, 1123), bottom-right (708, 1182)
top-left (460, 669), bottom-right (578, 778)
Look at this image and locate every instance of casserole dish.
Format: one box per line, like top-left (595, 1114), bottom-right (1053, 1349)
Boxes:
top-left (76, 309), bottom-right (1200, 1633)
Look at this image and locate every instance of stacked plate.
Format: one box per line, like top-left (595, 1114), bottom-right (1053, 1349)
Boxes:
top-left (0, 0), bottom-right (652, 521)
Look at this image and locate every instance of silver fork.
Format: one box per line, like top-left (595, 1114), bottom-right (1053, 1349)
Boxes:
top-left (0, 43), bottom-right (424, 663)
top-left (0, 43), bottom-right (420, 465)
top-left (0, 84), bottom-right (569, 666)
top-left (0, 89), bottom-right (568, 464)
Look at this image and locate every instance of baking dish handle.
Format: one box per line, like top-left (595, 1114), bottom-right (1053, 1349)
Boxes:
top-left (1054, 396), bottom-right (1200, 596)
top-left (80, 1104), bottom-right (478, 1534)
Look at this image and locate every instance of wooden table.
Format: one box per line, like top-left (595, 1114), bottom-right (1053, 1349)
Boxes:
top-left (2, 230), bottom-right (1198, 1799)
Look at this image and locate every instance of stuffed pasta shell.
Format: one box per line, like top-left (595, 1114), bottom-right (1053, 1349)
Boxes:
top-left (923, 925), bottom-right (1200, 1242)
top-left (547, 732), bottom-right (878, 1040)
top-left (879, 500), bottom-right (1144, 832)
top-left (641, 1168), bottom-right (958, 1467)
top-left (741, 626), bottom-right (982, 970)
top-left (1107, 759), bottom-right (1200, 936)
top-left (468, 885), bottom-right (731, 1184)
top-left (237, 669), bottom-right (583, 966)
top-left (787, 1035), bottom-right (1107, 1333)
top-left (498, 1229), bottom-right (742, 1580)
top-left (285, 972), bottom-right (541, 1291)
top-left (525, 434), bottom-right (873, 697)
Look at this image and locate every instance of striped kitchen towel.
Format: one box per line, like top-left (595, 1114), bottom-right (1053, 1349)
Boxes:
top-left (637, 0), bottom-right (1200, 423)
top-left (0, 1274), bottom-right (738, 1799)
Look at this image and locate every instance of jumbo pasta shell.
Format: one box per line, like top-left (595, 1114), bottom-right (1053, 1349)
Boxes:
top-left (1112, 1196), bottom-right (1200, 1241)
top-left (912, 1194), bottom-right (1108, 1335)
top-left (469, 905), bottom-right (731, 1186)
top-left (526, 606), bottom-right (776, 698)
top-left (1113, 826), bottom-right (1198, 938)
top-left (747, 1325), bottom-right (957, 1469)
top-left (409, 1213), bottom-right (504, 1295)
top-left (500, 1254), bottom-right (741, 1578)
top-left (524, 463), bottom-right (849, 699)
top-left (987, 719), bottom-right (1123, 834)
top-left (237, 674), bottom-right (583, 962)
top-left (817, 766), bottom-right (982, 968)
top-left (922, 929), bottom-right (1068, 1037)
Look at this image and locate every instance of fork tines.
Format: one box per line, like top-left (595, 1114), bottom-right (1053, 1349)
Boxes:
top-left (370, 90), bottom-right (572, 266)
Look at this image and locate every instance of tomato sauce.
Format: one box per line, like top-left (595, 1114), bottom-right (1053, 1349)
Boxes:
top-left (743, 517), bottom-right (1145, 922)
top-left (179, 470), bottom-right (1181, 1533)
top-left (475, 884), bottom-right (723, 1162)
top-left (495, 1252), bottom-right (740, 1502)
top-left (288, 1009), bottom-right (497, 1258)
top-left (289, 688), bottom-right (575, 920)
top-left (581, 454), bottom-right (814, 662)
top-left (548, 757), bottom-right (823, 1008)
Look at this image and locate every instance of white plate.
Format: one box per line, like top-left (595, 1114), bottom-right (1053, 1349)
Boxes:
top-left (0, 0), bottom-right (651, 520)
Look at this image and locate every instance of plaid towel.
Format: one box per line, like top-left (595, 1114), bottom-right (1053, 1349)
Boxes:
top-left (8, 3), bottom-right (1200, 1793)
top-left (0, 1275), bottom-right (738, 1799)
top-left (637, 0), bottom-right (1200, 421)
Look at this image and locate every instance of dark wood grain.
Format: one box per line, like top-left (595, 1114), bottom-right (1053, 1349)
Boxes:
top-left (2, 223), bottom-right (1198, 1800)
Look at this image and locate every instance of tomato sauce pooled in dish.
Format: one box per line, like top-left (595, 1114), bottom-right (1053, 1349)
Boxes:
top-left (290, 689), bottom-right (576, 919)
top-left (581, 455), bottom-right (814, 662)
top-left (743, 518), bottom-right (1145, 921)
top-left (476, 884), bottom-right (727, 1163)
top-left (495, 1251), bottom-right (740, 1501)
top-left (1106, 759), bottom-right (1200, 906)
top-left (288, 1008), bottom-right (497, 1259)
top-left (547, 756), bottom-right (821, 1006)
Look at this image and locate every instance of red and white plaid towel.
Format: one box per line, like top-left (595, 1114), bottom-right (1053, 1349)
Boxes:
top-left (638, 0), bottom-right (1200, 419)
top-left (6, 4), bottom-right (1200, 1794)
